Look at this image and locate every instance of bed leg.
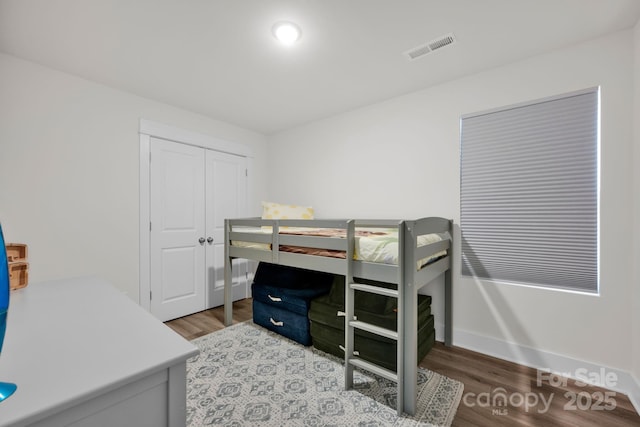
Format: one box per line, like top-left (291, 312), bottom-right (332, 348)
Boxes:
top-left (402, 284), bottom-right (419, 416)
top-left (344, 279), bottom-right (355, 390)
top-left (224, 257), bottom-right (233, 326)
top-left (444, 268), bottom-right (452, 346)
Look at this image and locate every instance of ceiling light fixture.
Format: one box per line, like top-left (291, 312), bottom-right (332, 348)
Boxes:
top-left (272, 21), bottom-right (301, 46)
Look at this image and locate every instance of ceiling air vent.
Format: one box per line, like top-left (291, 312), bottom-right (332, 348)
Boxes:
top-left (405, 33), bottom-right (457, 61)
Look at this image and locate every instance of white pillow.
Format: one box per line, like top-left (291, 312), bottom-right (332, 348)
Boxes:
top-left (261, 201), bottom-right (314, 220)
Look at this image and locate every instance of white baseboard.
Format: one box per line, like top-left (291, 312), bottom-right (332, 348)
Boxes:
top-left (446, 328), bottom-right (640, 416)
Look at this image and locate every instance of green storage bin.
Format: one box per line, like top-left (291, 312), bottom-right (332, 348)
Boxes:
top-left (310, 315), bottom-right (435, 371)
top-left (308, 288), bottom-right (435, 371)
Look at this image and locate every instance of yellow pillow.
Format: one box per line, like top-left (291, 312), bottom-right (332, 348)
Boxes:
top-left (261, 201), bottom-right (314, 220)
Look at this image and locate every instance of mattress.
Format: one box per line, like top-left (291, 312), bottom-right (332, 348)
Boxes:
top-left (232, 226), bottom-right (446, 267)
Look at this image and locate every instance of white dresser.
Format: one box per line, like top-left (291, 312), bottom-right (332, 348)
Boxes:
top-left (0, 277), bottom-right (198, 427)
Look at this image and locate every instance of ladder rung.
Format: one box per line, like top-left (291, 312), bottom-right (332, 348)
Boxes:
top-left (349, 283), bottom-right (398, 298)
top-left (349, 357), bottom-right (398, 382)
top-left (349, 320), bottom-right (398, 340)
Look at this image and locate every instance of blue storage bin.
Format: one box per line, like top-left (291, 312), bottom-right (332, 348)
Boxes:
top-left (253, 299), bottom-right (312, 345)
top-left (251, 281), bottom-right (332, 316)
top-left (251, 263), bottom-right (334, 345)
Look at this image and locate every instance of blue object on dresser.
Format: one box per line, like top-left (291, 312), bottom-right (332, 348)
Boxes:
top-left (252, 263), bottom-right (333, 346)
top-left (0, 223), bottom-right (17, 402)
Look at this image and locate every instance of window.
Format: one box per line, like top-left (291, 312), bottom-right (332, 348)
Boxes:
top-left (460, 87), bottom-right (599, 293)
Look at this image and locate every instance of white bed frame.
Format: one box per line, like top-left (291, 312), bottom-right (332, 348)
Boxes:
top-left (223, 217), bottom-right (453, 416)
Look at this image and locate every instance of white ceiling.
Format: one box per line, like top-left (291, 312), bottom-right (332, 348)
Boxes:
top-left (1, 0), bottom-right (639, 135)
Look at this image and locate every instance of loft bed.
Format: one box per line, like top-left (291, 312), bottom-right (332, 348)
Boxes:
top-left (223, 216), bottom-right (453, 416)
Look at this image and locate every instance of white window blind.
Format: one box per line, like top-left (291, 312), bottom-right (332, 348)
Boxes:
top-left (460, 88), bottom-right (599, 292)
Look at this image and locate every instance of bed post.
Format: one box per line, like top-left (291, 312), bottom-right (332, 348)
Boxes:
top-left (343, 220), bottom-right (356, 390)
top-left (224, 219), bottom-right (233, 326)
top-left (401, 220), bottom-right (418, 416)
top-left (444, 219), bottom-right (453, 346)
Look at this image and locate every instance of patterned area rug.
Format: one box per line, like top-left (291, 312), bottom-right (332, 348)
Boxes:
top-left (187, 321), bottom-right (463, 426)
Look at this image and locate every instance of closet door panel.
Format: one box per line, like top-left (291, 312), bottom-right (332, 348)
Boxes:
top-left (150, 138), bottom-right (206, 321)
top-left (206, 150), bottom-right (247, 308)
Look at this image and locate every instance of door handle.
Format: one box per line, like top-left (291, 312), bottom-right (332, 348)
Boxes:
top-left (207, 237), bottom-right (214, 244)
top-left (199, 237), bottom-right (205, 245)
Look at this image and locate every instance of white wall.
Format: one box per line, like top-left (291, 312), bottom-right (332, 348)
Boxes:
top-left (268, 30), bottom-right (635, 379)
top-left (0, 53), bottom-right (269, 302)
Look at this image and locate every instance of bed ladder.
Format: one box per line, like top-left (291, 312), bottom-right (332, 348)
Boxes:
top-left (344, 221), bottom-right (414, 417)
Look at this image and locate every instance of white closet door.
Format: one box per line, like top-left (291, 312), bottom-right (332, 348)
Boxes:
top-left (150, 138), bottom-right (206, 321)
top-left (205, 150), bottom-right (248, 308)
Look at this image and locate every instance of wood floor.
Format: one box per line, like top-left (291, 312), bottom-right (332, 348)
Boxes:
top-left (166, 299), bottom-right (640, 427)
